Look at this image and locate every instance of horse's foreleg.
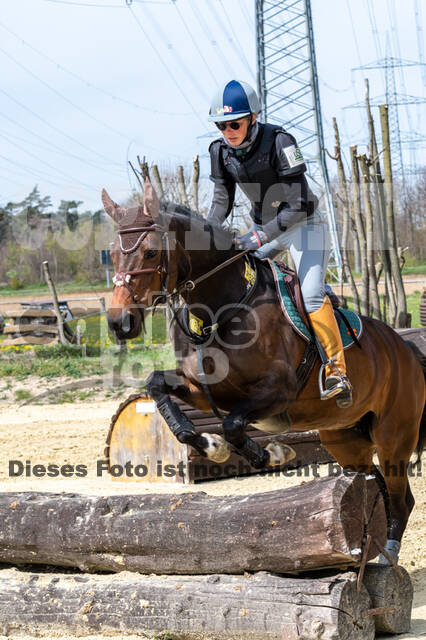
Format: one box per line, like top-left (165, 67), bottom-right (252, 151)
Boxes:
top-left (146, 370), bottom-right (209, 457)
top-left (146, 370), bottom-right (231, 462)
top-left (222, 401), bottom-right (296, 470)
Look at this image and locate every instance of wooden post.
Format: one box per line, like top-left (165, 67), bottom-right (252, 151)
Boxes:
top-left (151, 164), bottom-right (164, 199)
top-left (358, 153), bottom-right (381, 320)
top-left (177, 165), bottom-right (189, 207)
top-left (42, 261), bottom-right (71, 346)
top-left (365, 80), bottom-right (395, 324)
top-left (137, 155), bottom-right (149, 180)
top-left (333, 118), bottom-right (360, 313)
top-left (380, 105), bottom-right (408, 327)
top-left (192, 154), bottom-right (200, 212)
top-left (350, 146), bottom-right (370, 316)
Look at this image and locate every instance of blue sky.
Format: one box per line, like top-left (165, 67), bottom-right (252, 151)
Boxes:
top-left (0, 0), bottom-right (424, 212)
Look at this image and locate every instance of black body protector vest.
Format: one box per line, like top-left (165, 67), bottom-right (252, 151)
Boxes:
top-left (209, 123), bottom-right (318, 226)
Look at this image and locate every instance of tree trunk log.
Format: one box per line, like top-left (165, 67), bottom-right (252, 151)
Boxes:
top-left (362, 564), bottom-right (413, 634)
top-left (0, 474), bottom-right (386, 575)
top-left (333, 118), bottom-right (360, 314)
top-left (192, 154), bottom-right (200, 212)
top-left (358, 154), bottom-right (381, 320)
top-left (151, 164), bottom-right (164, 199)
top-left (177, 165), bottom-right (189, 207)
top-left (380, 104), bottom-right (407, 327)
top-left (365, 79), bottom-right (395, 324)
top-left (0, 567), bottom-right (376, 639)
top-left (350, 146), bottom-right (369, 316)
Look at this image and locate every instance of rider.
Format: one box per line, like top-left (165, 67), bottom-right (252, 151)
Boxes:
top-left (207, 79), bottom-right (353, 406)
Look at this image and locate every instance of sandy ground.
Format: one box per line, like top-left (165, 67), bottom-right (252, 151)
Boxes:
top-left (0, 399), bottom-right (425, 638)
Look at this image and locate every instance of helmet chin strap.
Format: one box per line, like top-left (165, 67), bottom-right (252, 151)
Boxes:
top-left (241, 115), bottom-right (254, 144)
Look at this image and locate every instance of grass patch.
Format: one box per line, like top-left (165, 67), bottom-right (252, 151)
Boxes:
top-left (343, 290), bottom-right (423, 327)
top-left (14, 388), bottom-right (32, 401)
top-left (0, 312), bottom-right (175, 382)
top-left (401, 264), bottom-right (426, 276)
top-left (0, 281), bottom-right (109, 298)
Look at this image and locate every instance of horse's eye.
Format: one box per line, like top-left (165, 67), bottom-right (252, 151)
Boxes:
top-left (144, 249), bottom-right (158, 260)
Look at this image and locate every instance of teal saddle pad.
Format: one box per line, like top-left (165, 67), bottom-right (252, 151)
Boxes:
top-left (269, 261), bottom-right (363, 348)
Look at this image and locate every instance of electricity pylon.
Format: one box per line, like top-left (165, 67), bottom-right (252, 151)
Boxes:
top-left (255, 0), bottom-right (342, 281)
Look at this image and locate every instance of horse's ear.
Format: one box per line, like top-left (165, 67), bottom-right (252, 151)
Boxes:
top-left (101, 189), bottom-right (125, 223)
top-left (143, 176), bottom-right (160, 220)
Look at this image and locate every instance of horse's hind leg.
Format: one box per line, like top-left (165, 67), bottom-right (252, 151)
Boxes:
top-left (374, 424), bottom-right (419, 564)
top-left (146, 370), bottom-right (231, 462)
top-left (318, 420), bottom-right (390, 526)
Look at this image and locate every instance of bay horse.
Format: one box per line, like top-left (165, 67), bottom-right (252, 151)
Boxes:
top-left (103, 178), bottom-right (425, 564)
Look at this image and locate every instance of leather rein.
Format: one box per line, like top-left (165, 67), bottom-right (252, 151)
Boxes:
top-left (113, 222), bottom-right (252, 323)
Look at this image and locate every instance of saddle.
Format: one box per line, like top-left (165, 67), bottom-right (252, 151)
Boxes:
top-left (274, 260), bottom-right (340, 328)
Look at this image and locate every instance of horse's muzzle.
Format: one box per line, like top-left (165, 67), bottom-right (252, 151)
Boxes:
top-left (107, 309), bottom-right (142, 340)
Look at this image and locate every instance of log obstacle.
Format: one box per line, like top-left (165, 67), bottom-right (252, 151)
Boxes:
top-left (105, 393), bottom-right (335, 484)
top-left (0, 568), bottom-right (376, 639)
top-left (0, 474), bottom-right (413, 638)
top-left (0, 474), bottom-right (386, 574)
top-left (363, 564), bottom-right (413, 634)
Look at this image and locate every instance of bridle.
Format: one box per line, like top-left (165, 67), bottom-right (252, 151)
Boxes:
top-left (112, 216), bottom-right (256, 421)
top-left (112, 220), bottom-right (251, 310)
top-left (112, 224), bottom-right (171, 304)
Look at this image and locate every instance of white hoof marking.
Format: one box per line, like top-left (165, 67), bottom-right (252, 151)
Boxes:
top-left (266, 441), bottom-right (297, 466)
top-left (202, 433), bottom-right (231, 463)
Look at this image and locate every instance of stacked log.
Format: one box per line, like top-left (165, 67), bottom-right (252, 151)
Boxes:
top-left (0, 568), bottom-right (375, 639)
top-left (0, 474), bottom-right (413, 638)
top-left (0, 474), bottom-right (385, 574)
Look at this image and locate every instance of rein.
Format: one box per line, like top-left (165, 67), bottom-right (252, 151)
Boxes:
top-left (113, 220), bottom-right (251, 310)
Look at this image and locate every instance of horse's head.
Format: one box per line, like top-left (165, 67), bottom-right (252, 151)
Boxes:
top-left (103, 178), bottom-right (173, 340)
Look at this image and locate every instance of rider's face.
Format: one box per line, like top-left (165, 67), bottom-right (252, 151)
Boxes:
top-left (221, 114), bottom-right (257, 146)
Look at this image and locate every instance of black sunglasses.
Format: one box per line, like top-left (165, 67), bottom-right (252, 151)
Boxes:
top-left (215, 119), bottom-right (248, 131)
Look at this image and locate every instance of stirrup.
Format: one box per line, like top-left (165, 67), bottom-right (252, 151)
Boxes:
top-left (318, 363), bottom-right (353, 406)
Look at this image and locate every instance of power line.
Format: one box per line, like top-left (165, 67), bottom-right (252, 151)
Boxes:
top-left (0, 109), bottom-right (126, 175)
top-left (205, 2), bottom-right (255, 82)
top-left (186, 1), bottom-right (235, 79)
top-left (0, 87), bottom-right (123, 167)
top-left (0, 131), bottom-right (99, 191)
top-left (387, 0), bottom-right (417, 172)
top-left (0, 45), bottom-right (135, 144)
top-left (238, 0), bottom-right (254, 31)
top-left (216, 0), bottom-right (255, 79)
top-left (0, 154), bottom-right (66, 189)
top-left (0, 170), bottom-right (26, 188)
top-left (170, 1), bottom-right (217, 85)
top-left (38, 0), bottom-right (168, 7)
top-left (365, 0), bottom-right (383, 60)
top-left (127, 4), bottom-right (208, 131)
top-left (0, 20), bottom-right (191, 117)
top-left (136, 2), bottom-right (210, 102)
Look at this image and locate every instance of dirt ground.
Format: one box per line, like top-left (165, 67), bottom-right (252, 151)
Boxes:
top-left (0, 398), bottom-right (425, 639)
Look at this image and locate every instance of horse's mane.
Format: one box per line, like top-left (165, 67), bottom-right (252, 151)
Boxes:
top-left (160, 200), bottom-right (236, 252)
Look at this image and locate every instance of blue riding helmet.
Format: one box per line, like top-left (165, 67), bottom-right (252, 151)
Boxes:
top-left (208, 80), bottom-right (261, 122)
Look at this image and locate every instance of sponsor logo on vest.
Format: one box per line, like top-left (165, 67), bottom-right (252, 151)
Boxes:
top-left (284, 144), bottom-right (304, 168)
